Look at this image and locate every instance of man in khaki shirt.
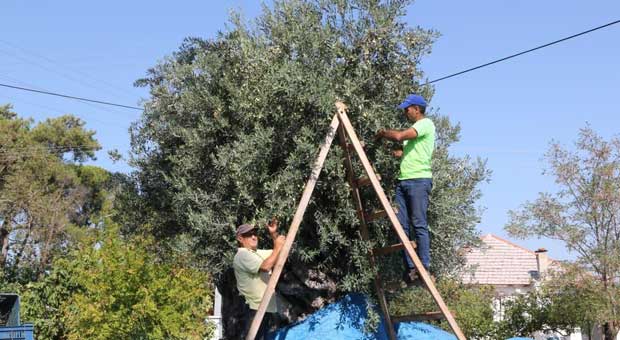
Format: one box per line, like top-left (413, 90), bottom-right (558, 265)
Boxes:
top-left (234, 218), bottom-right (285, 340)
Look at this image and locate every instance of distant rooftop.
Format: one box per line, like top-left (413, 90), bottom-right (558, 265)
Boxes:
top-left (460, 234), bottom-right (558, 286)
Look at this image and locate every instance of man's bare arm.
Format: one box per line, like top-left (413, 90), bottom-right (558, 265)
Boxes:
top-left (259, 235), bottom-right (285, 272)
top-left (376, 128), bottom-right (418, 142)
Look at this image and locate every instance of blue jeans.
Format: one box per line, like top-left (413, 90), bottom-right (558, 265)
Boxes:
top-left (395, 178), bottom-right (432, 271)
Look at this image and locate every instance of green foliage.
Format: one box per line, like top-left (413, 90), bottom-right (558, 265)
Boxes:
top-left (506, 126), bottom-right (620, 338)
top-left (18, 226), bottom-right (213, 340)
top-left (126, 0), bottom-right (489, 298)
top-left (389, 279), bottom-right (499, 339)
top-left (62, 228), bottom-right (213, 340)
top-left (71, 165), bottom-right (112, 226)
top-left (19, 263), bottom-right (79, 339)
top-left (30, 115), bottom-right (100, 162)
top-left (0, 105), bottom-right (102, 277)
top-left (1, 105), bottom-right (213, 339)
top-left (498, 267), bottom-right (604, 338)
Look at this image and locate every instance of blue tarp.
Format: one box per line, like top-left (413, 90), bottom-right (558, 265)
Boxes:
top-left (270, 293), bottom-right (457, 340)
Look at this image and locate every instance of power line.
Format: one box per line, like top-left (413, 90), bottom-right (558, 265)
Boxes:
top-left (0, 83), bottom-right (142, 110)
top-left (426, 19), bottom-right (620, 85)
top-left (1, 19), bottom-right (618, 111)
top-left (0, 92), bottom-right (129, 129)
top-left (0, 39), bottom-right (141, 103)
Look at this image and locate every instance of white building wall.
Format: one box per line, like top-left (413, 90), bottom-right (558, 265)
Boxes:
top-left (207, 288), bottom-right (223, 340)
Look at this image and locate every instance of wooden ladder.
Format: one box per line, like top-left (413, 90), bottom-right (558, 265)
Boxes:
top-left (245, 102), bottom-right (466, 340)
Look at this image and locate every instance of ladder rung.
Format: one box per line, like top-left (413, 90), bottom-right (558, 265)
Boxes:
top-left (372, 241), bottom-right (417, 256)
top-left (391, 311), bottom-right (445, 323)
top-left (365, 209), bottom-right (387, 222)
top-left (346, 141), bottom-right (365, 151)
top-left (356, 174), bottom-right (381, 187)
top-left (363, 205), bottom-right (398, 223)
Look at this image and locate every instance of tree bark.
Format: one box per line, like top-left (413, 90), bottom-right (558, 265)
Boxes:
top-left (0, 227), bottom-right (9, 267)
top-left (602, 321), bottom-right (617, 340)
top-left (217, 257), bottom-right (337, 339)
top-left (13, 217), bottom-right (34, 270)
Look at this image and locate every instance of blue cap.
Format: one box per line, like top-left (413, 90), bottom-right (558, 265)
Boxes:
top-left (397, 94), bottom-right (427, 109)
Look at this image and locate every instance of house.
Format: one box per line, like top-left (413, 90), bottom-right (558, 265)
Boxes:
top-left (461, 234), bottom-right (557, 298)
top-left (460, 234), bottom-right (617, 340)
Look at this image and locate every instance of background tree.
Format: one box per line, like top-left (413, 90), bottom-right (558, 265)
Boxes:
top-left (0, 104), bottom-right (215, 339)
top-left (14, 223), bottom-right (214, 340)
top-left (0, 104), bottom-right (102, 278)
top-left (498, 266), bottom-right (602, 339)
top-left (125, 0), bottom-right (489, 335)
top-left (61, 226), bottom-right (213, 340)
top-left (506, 126), bottom-right (620, 340)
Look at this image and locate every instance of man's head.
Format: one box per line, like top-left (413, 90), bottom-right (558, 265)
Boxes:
top-left (397, 94), bottom-right (426, 122)
top-left (236, 223), bottom-right (258, 250)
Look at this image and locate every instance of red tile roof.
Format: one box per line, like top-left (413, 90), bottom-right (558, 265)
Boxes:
top-left (460, 234), bottom-right (557, 286)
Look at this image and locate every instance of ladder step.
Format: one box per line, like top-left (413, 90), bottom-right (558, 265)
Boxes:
top-left (356, 174), bottom-right (381, 187)
top-left (365, 209), bottom-right (386, 222)
top-left (364, 205), bottom-right (398, 223)
top-left (391, 311), bottom-right (445, 323)
top-left (372, 241), bottom-right (417, 257)
top-left (346, 141), bottom-right (365, 151)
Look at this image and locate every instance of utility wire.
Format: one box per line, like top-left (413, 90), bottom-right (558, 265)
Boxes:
top-left (1, 19), bottom-right (618, 111)
top-left (0, 83), bottom-right (142, 110)
top-left (426, 19), bottom-right (620, 84)
top-left (0, 39), bottom-right (141, 102)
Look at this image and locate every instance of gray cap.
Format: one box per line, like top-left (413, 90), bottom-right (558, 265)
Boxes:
top-left (236, 223), bottom-right (255, 236)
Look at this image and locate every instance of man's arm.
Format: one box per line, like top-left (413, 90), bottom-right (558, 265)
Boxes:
top-left (259, 217), bottom-right (285, 272)
top-left (376, 128), bottom-right (418, 142)
top-left (259, 235), bottom-right (285, 272)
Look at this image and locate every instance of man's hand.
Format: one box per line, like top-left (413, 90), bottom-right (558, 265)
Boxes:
top-left (266, 217), bottom-right (279, 237)
top-left (392, 149), bottom-right (403, 158)
top-left (274, 235), bottom-right (286, 249)
top-left (374, 129), bottom-right (386, 141)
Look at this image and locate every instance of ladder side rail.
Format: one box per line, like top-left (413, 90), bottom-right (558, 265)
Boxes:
top-left (335, 123), bottom-right (397, 340)
top-left (246, 114), bottom-right (340, 340)
top-left (335, 102), bottom-right (466, 340)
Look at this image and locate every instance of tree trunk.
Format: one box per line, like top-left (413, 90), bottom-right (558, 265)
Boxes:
top-left (0, 227), bottom-right (8, 267)
top-left (13, 218), bottom-right (34, 270)
top-left (217, 257), bottom-right (337, 339)
top-left (603, 321), bottom-right (618, 340)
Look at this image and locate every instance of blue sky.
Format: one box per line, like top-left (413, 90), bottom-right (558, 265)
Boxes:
top-left (1, 1), bottom-right (619, 260)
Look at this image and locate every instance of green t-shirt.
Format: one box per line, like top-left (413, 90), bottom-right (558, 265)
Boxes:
top-left (233, 248), bottom-right (277, 313)
top-left (398, 117), bottom-right (435, 180)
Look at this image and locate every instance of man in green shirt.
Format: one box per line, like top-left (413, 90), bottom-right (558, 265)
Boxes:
top-left (375, 94), bottom-right (435, 285)
top-left (234, 218), bottom-right (285, 340)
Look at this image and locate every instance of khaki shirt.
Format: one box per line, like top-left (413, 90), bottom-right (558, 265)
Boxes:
top-left (233, 248), bottom-right (277, 313)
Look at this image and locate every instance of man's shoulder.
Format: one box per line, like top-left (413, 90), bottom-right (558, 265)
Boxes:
top-left (234, 247), bottom-right (253, 258)
top-left (233, 248), bottom-right (252, 263)
top-left (412, 117), bottom-right (435, 135)
top-left (234, 248), bottom-right (270, 261)
top-left (419, 117), bottom-right (435, 127)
